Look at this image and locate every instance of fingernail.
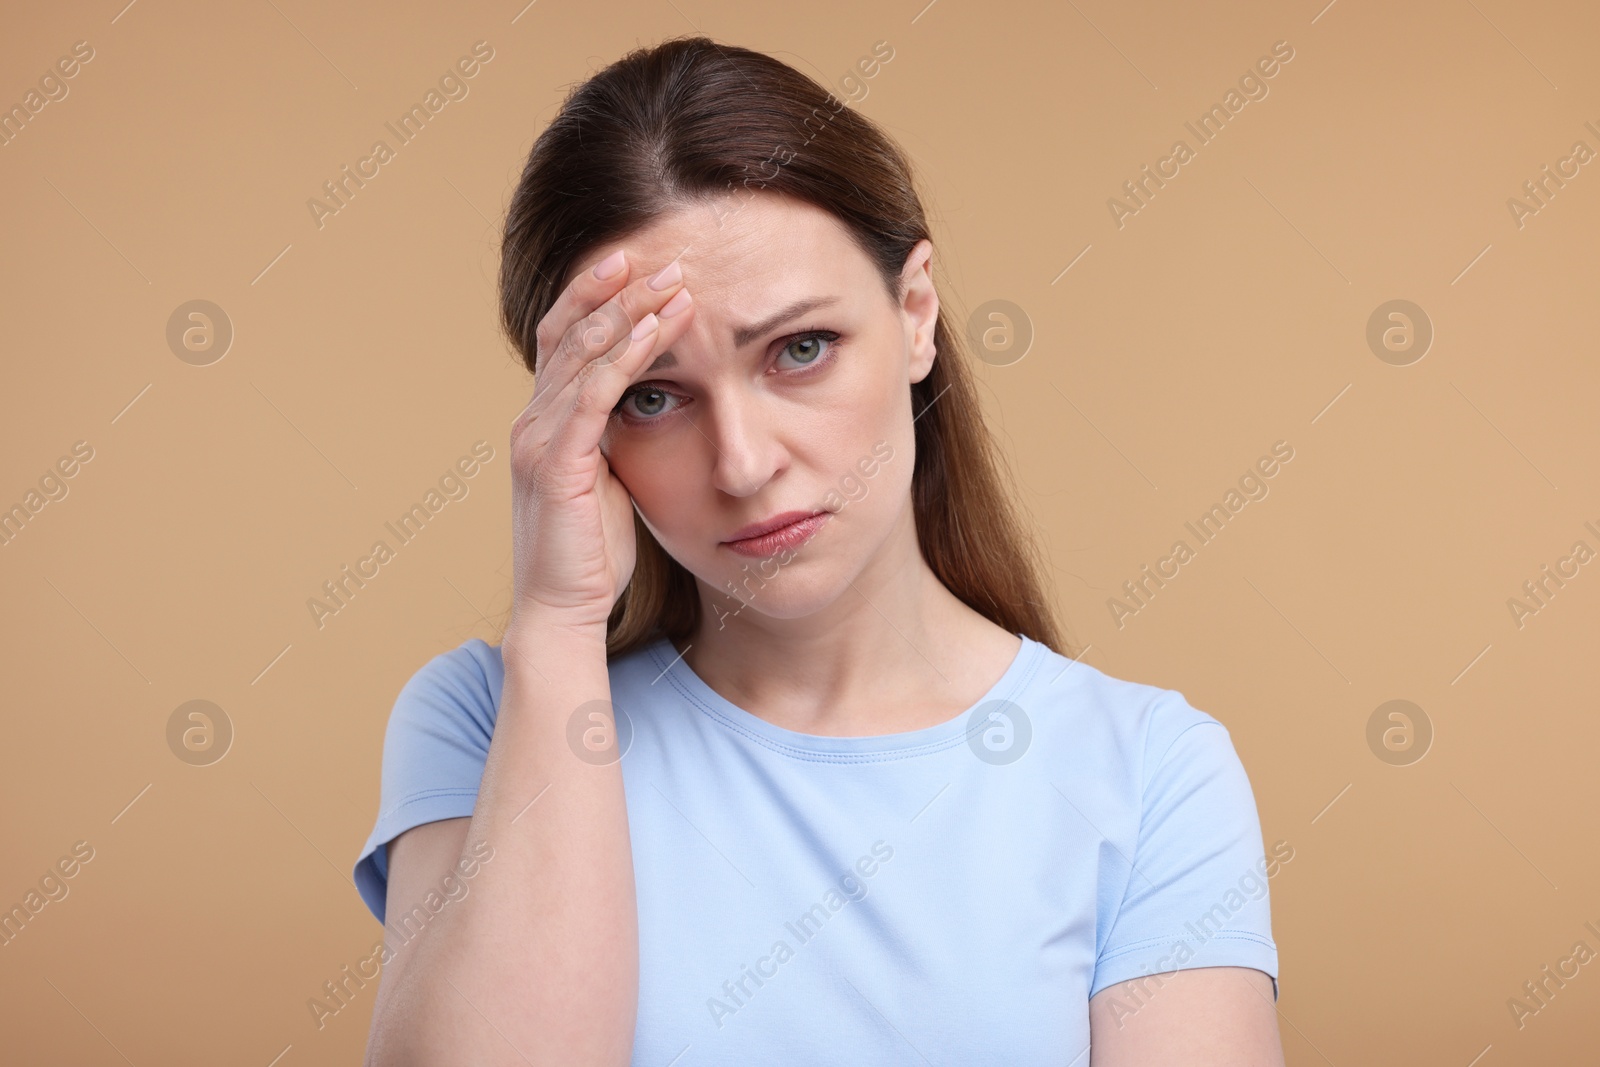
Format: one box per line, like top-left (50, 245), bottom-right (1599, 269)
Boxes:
top-left (659, 288), bottom-right (693, 319)
top-left (631, 312), bottom-right (659, 340)
top-left (593, 250), bottom-right (626, 279)
top-left (647, 257), bottom-right (682, 290)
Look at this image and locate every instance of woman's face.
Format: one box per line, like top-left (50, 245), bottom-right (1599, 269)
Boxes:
top-left (579, 192), bottom-right (940, 625)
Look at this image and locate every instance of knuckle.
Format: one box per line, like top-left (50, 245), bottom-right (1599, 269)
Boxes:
top-left (575, 314), bottom-right (609, 357)
top-left (570, 376), bottom-right (598, 416)
top-left (584, 303), bottom-right (631, 354)
top-left (534, 319), bottom-right (558, 359)
top-left (509, 426), bottom-right (540, 472)
top-left (531, 293), bottom-right (641, 378)
top-left (616, 288), bottom-right (654, 331)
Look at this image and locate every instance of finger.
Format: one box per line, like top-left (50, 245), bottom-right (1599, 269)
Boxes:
top-left (535, 252), bottom-right (689, 405)
top-left (541, 287), bottom-right (696, 465)
top-left (534, 248), bottom-right (632, 379)
top-left (512, 250), bottom-right (632, 450)
top-left (515, 310), bottom-right (668, 489)
top-left (511, 251), bottom-right (636, 447)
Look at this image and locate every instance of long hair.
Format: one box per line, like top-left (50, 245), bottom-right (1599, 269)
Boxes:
top-left (497, 35), bottom-right (1074, 661)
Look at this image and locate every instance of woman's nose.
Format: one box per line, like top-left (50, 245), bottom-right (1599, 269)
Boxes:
top-left (705, 396), bottom-right (785, 498)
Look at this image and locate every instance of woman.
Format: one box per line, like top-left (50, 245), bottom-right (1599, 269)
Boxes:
top-left (352, 35), bottom-right (1284, 1066)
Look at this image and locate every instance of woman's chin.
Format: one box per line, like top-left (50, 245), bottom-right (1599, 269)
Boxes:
top-left (702, 565), bottom-right (856, 624)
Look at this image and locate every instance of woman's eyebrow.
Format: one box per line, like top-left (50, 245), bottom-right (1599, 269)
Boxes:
top-left (731, 296), bottom-right (840, 347)
top-left (644, 295), bottom-right (842, 374)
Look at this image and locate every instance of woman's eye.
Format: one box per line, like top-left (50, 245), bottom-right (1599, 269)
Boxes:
top-left (776, 332), bottom-right (836, 369)
top-left (617, 386), bottom-right (679, 421)
top-left (614, 331), bottom-right (838, 424)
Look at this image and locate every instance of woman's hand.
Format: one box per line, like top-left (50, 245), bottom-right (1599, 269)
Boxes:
top-left (504, 248), bottom-right (695, 638)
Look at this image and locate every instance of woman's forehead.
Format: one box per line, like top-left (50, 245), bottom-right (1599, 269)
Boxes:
top-left (573, 196), bottom-right (867, 293)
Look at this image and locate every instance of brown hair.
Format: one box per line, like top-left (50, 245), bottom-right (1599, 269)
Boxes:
top-left (497, 35), bottom-right (1075, 661)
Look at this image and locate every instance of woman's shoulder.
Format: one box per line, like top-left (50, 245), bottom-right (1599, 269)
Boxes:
top-left (414, 635), bottom-right (503, 693)
top-left (1025, 638), bottom-right (1234, 777)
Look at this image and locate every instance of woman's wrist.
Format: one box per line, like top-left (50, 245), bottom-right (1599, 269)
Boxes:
top-left (501, 612), bottom-right (609, 671)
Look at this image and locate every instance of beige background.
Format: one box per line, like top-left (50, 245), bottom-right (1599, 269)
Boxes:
top-left (3, 0), bottom-right (1598, 1063)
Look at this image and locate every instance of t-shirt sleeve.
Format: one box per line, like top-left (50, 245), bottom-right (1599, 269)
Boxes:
top-left (351, 640), bottom-right (497, 925)
top-left (1090, 694), bottom-right (1281, 1001)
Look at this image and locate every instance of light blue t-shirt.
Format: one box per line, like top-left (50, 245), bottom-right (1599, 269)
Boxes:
top-left (353, 632), bottom-right (1279, 1064)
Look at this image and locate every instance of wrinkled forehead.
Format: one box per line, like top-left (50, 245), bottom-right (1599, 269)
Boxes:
top-left (559, 194), bottom-right (882, 316)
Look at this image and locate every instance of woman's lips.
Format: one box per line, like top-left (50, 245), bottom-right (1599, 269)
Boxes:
top-left (721, 511), bottom-right (830, 558)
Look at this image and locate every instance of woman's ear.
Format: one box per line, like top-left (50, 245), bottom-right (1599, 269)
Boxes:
top-left (899, 239), bottom-right (939, 385)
